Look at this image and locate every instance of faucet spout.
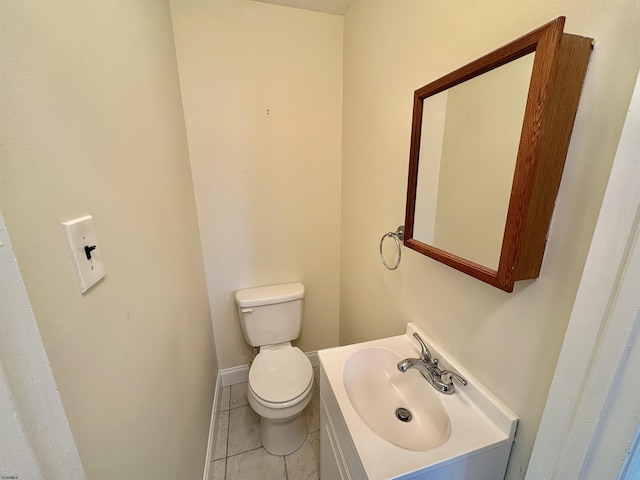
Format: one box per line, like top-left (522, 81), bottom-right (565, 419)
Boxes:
top-left (397, 334), bottom-right (467, 395)
top-left (397, 358), bottom-right (420, 372)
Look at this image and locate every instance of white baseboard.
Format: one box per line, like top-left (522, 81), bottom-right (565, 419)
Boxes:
top-left (203, 349), bottom-right (320, 474)
top-left (220, 364), bottom-right (249, 387)
top-left (202, 373), bottom-right (222, 480)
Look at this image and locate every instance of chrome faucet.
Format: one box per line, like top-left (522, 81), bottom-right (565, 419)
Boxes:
top-left (397, 332), bottom-right (467, 395)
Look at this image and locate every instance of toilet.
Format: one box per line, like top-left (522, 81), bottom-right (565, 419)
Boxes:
top-left (234, 282), bottom-right (314, 455)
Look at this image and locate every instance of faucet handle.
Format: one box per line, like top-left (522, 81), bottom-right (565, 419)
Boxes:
top-left (412, 332), bottom-right (431, 363)
top-left (441, 370), bottom-right (468, 387)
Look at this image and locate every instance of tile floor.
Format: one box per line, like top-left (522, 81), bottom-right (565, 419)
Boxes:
top-left (210, 368), bottom-right (321, 480)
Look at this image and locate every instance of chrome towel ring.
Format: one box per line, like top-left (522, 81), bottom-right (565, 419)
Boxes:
top-left (380, 226), bottom-right (404, 270)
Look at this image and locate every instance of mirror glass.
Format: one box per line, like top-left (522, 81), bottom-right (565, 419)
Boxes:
top-left (412, 53), bottom-right (535, 270)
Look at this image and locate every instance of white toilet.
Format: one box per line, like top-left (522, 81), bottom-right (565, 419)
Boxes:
top-left (234, 282), bottom-right (314, 456)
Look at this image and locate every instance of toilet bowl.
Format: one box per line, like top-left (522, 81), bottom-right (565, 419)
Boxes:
top-left (247, 343), bottom-right (314, 455)
top-left (234, 282), bottom-right (313, 455)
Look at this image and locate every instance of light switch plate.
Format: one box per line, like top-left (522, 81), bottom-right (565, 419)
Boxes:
top-left (62, 215), bottom-right (105, 293)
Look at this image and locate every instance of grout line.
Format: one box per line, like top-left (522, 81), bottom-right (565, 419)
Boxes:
top-left (224, 410), bottom-right (230, 472)
top-left (283, 453), bottom-right (289, 480)
top-left (224, 445), bottom-right (268, 460)
top-left (223, 456), bottom-right (227, 480)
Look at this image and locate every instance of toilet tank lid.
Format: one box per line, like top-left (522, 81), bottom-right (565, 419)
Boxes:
top-left (235, 282), bottom-right (304, 308)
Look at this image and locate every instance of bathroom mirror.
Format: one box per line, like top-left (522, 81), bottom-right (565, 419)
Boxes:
top-left (404, 17), bottom-right (593, 292)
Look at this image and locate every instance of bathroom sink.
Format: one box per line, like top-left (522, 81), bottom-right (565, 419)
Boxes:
top-left (319, 324), bottom-right (518, 480)
top-left (343, 347), bottom-right (451, 451)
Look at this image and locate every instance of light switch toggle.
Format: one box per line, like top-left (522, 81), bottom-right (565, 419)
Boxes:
top-left (84, 245), bottom-right (97, 260)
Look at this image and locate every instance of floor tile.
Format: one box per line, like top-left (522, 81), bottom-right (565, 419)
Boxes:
top-left (211, 459), bottom-right (225, 480)
top-left (230, 382), bottom-right (249, 409)
top-left (226, 447), bottom-right (286, 480)
top-left (214, 378), bottom-right (320, 479)
top-left (285, 431), bottom-right (320, 480)
top-left (220, 386), bottom-right (231, 411)
top-left (304, 386), bottom-right (320, 433)
top-left (214, 410), bottom-right (229, 460)
top-left (227, 405), bottom-right (262, 456)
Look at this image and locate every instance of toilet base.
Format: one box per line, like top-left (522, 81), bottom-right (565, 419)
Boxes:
top-left (260, 412), bottom-right (307, 456)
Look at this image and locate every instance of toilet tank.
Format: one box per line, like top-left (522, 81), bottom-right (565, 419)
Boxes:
top-left (235, 282), bottom-right (305, 347)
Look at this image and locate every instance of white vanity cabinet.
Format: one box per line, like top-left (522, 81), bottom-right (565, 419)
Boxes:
top-left (317, 324), bottom-right (518, 480)
top-left (319, 364), bottom-right (366, 480)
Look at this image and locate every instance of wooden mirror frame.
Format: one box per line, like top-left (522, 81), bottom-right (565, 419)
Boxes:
top-left (404, 17), bottom-right (592, 292)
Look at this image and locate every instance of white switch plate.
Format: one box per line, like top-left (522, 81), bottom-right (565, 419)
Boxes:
top-left (62, 215), bottom-right (105, 293)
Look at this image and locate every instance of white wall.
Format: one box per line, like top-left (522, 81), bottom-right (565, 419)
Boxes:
top-left (1, 209), bottom-right (85, 479)
top-left (340, 2), bottom-right (640, 479)
top-left (527, 68), bottom-right (640, 480)
top-left (0, 2), bottom-right (216, 479)
top-left (171, 0), bottom-right (343, 368)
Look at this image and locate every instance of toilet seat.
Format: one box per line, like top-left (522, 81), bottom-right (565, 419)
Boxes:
top-left (249, 345), bottom-right (313, 405)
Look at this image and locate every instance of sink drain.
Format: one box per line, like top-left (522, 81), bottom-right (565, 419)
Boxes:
top-left (395, 407), bottom-right (412, 423)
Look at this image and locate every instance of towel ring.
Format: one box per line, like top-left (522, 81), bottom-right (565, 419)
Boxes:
top-left (380, 226), bottom-right (404, 270)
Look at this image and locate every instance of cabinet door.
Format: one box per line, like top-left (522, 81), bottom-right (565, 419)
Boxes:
top-left (320, 391), bottom-right (350, 480)
top-left (321, 419), bottom-right (346, 480)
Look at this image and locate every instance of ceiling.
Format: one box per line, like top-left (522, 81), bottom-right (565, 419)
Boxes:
top-left (251, 0), bottom-right (353, 15)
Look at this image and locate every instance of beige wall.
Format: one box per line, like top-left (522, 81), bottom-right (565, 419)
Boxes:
top-left (171, 0), bottom-right (343, 368)
top-left (0, 2), bottom-right (216, 479)
top-left (340, 2), bottom-right (640, 480)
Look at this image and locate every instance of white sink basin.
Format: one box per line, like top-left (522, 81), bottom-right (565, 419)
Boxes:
top-left (319, 323), bottom-right (518, 480)
top-left (343, 347), bottom-right (451, 451)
